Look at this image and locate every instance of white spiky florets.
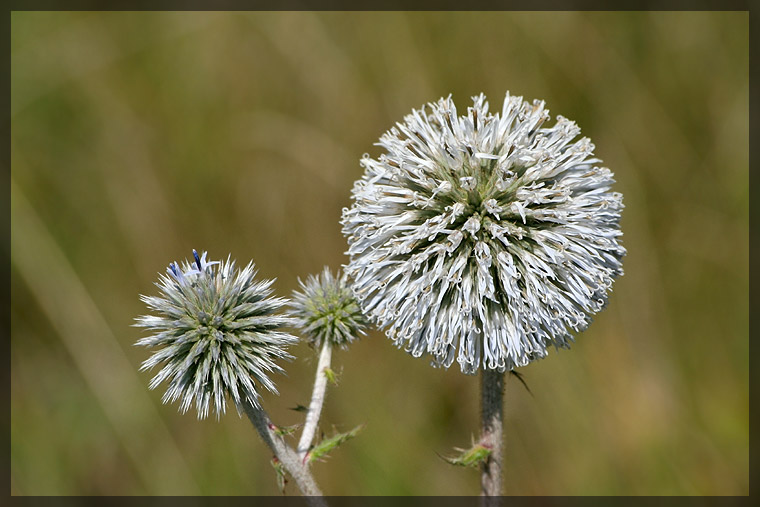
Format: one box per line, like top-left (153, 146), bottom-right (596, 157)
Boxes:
top-left (290, 267), bottom-right (368, 350)
top-left (135, 250), bottom-right (297, 419)
top-left (341, 93), bottom-right (626, 374)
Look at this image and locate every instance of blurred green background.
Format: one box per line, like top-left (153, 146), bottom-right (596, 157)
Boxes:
top-left (10, 11), bottom-right (748, 496)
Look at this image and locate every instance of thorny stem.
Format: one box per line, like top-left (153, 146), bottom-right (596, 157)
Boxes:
top-left (240, 399), bottom-right (326, 503)
top-left (480, 368), bottom-right (505, 499)
top-left (298, 340), bottom-right (333, 459)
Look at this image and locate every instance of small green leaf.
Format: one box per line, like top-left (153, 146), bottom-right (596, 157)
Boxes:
top-left (323, 367), bottom-right (338, 385)
top-left (272, 423), bottom-right (300, 437)
top-left (270, 457), bottom-right (287, 494)
top-left (307, 424), bottom-right (363, 464)
top-left (439, 444), bottom-right (492, 468)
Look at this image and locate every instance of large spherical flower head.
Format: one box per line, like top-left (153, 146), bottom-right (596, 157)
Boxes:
top-left (341, 93), bottom-right (626, 374)
top-left (290, 267), bottom-right (368, 350)
top-left (135, 250), bottom-right (298, 419)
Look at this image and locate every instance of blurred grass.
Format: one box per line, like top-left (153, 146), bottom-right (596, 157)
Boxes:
top-left (10, 11), bottom-right (748, 495)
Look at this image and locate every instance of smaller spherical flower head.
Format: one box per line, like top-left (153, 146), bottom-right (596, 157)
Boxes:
top-left (135, 250), bottom-right (297, 419)
top-left (290, 267), bottom-right (368, 350)
top-left (342, 93), bottom-right (626, 374)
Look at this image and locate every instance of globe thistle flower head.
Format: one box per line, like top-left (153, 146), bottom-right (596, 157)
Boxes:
top-left (290, 267), bottom-right (368, 350)
top-left (342, 93), bottom-right (625, 374)
top-left (135, 250), bottom-right (297, 419)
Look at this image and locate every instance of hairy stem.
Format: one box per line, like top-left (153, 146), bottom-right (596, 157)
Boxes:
top-left (240, 399), bottom-right (325, 501)
top-left (480, 368), bottom-right (505, 497)
top-left (298, 340), bottom-right (333, 459)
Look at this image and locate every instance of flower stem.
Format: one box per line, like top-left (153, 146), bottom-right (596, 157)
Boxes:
top-left (480, 368), bottom-right (505, 497)
top-left (240, 399), bottom-right (325, 501)
top-left (298, 340), bottom-right (333, 459)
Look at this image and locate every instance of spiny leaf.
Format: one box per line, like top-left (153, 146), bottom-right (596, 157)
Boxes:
top-left (439, 444), bottom-right (492, 468)
top-left (323, 366), bottom-right (338, 385)
top-left (510, 370), bottom-right (533, 397)
top-left (272, 423), bottom-right (301, 437)
top-left (307, 424), bottom-right (363, 464)
top-left (270, 457), bottom-right (287, 494)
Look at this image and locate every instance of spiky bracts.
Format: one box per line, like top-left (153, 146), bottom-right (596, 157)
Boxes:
top-left (290, 267), bottom-right (367, 350)
top-left (135, 250), bottom-right (297, 418)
